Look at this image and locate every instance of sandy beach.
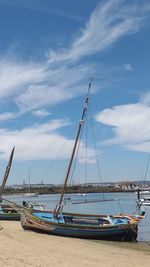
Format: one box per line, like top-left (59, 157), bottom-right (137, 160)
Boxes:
top-left (0, 221), bottom-right (149, 267)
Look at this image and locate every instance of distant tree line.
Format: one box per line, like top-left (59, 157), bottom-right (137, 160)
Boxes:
top-left (2, 184), bottom-right (137, 195)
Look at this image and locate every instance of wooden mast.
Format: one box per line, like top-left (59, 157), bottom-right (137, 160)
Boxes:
top-left (0, 147), bottom-right (15, 196)
top-left (54, 79), bottom-right (93, 216)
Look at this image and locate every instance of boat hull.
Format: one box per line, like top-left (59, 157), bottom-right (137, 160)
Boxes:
top-left (137, 201), bottom-right (150, 206)
top-left (137, 198), bottom-right (150, 206)
top-left (22, 224), bottom-right (137, 241)
top-left (0, 213), bottom-right (20, 221)
top-left (20, 211), bottom-right (138, 242)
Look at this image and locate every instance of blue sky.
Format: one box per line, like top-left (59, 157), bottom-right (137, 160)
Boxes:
top-left (0, 0), bottom-right (150, 185)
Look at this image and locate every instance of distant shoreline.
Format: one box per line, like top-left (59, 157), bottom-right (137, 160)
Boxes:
top-left (2, 188), bottom-right (138, 196)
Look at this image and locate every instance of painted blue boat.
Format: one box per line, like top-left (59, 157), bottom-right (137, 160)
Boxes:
top-left (20, 208), bottom-right (138, 241)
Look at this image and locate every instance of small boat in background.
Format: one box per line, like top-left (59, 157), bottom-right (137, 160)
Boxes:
top-left (137, 197), bottom-right (150, 206)
top-left (22, 168), bottom-right (39, 198)
top-left (0, 204), bottom-right (20, 221)
top-left (22, 201), bottom-right (45, 210)
top-left (136, 188), bottom-right (150, 207)
top-left (22, 192), bottom-right (39, 198)
top-left (136, 155), bottom-right (150, 207)
top-left (139, 190), bottom-right (150, 195)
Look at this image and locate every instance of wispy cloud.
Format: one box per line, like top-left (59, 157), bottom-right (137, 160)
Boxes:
top-left (95, 93), bottom-right (150, 153)
top-left (32, 109), bottom-right (51, 117)
top-left (15, 64), bottom-right (93, 113)
top-left (47, 0), bottom-right (149, 63)
top-left (0, 58), bottom-right (48, 98)
top-left (0, 0), bottom-right (84, 22)
top-left (0, 57), bottom-right (94, 117)
top-left (0, 0), bottom-right (150, 121)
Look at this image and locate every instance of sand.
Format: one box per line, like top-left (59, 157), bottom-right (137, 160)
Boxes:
top-left (0, 221), bottom-right (150, 267)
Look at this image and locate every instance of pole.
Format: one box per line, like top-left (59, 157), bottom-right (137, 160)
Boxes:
top-left (54, 79), bottom-right (93, 216)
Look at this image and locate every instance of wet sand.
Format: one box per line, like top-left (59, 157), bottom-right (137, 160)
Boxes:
top-left (0, 221), bottom-right (150, 267)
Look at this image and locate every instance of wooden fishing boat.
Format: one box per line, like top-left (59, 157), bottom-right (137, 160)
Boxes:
top-left (1, 81), bottom-right (144, 241)
top-left (0, 147), bottom-right (20, 221)
top-left (0, 197), bottom-right (140, 241)
top-left (0, 204), bottom-right (20, 221)
top-left (23, 207), bottom-right (141, 241)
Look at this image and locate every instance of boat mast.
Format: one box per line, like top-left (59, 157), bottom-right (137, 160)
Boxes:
top-left (143, 154), bottom-right (150, 187)
top-left (54, 79), bottom-right (93, 216)
top-left (0, 147), bottom-right (15, 196)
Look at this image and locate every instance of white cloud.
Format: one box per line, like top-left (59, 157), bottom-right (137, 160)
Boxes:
top-left (47, 0), bottom-right (149, 63)
top-left (0, 120), bottom-right (96, 163)
top-left (0, 112), bottom-right (17, 121)
top-left (95, 98), bottom-right (150, 152)
top-left (15, 64), bottom-right (93, 113)
top-left (15, 84), bottom-right (69, 112)
top-left (0, 59), bottom-right (48, 98)
top-left (0, 55), bottom-right (94, 117)
top-left (32, 109), bottom-right (51, 117)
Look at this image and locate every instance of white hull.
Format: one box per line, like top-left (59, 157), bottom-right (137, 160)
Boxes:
top-left (137, 197), bottom-right (150, 206)
top-left (22, 193), bottom-right (38, 197)
top-left (137, 201), bottom-right (150, 206)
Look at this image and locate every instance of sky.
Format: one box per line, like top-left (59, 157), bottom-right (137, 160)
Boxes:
top-left (0, 0), bottom-right (150, 185)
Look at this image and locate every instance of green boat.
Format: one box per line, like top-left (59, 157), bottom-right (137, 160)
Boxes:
top-left (0, 204), bottom-right (20, 221)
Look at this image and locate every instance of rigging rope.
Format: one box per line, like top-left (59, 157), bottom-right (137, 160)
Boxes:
top-left (66, 92), bottom-right (105, 201)
top-left (41, 139), bottom-right (68, 184)
top-left (19, 136), bottom-right (67, 184)
top-left (89, 105), bottom-right (105, 200)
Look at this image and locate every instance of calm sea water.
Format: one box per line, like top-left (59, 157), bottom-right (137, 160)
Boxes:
top-left (5, 192), bottom-right (150, 242)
